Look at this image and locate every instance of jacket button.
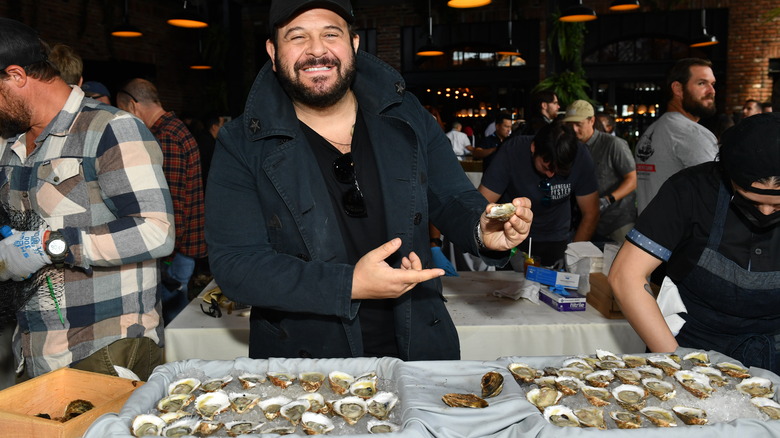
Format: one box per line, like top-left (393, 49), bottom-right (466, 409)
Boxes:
top-left (414, 213), bottom-right (422, 225)
top-left (755, 248), bottom-right (763, 255)
top-left (296, 253), bottom-right (310, 261)
top-left (299, 350), bottom-right (312, 358)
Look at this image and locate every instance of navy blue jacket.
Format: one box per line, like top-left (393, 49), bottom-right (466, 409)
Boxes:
top-left (205, 50), bottom-right (508, 360)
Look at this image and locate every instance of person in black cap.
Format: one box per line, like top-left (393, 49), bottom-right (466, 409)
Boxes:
top-left (609, 112), bottom-right (780, 374)
top-left (206, 0), bottom-right (533, 361)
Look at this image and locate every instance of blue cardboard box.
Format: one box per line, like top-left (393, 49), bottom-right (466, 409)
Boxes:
top-left (526, 265), bottom-right (580, 289)
top-left (539, 285), bottom-right (587, 312)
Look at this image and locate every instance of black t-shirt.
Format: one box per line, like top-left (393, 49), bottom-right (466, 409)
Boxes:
top-left (301, 110), bottom-right (398, 357)
top-left (629, 162), bottom-right (780, 282)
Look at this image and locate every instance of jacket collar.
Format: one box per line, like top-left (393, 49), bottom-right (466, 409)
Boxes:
top-left (242, 50), bottom-right (406, 142)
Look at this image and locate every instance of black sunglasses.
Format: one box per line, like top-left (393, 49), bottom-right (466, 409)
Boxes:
top-left (538, 178), bottom-right (553, 207)
top-left (117, 89), bottom-right (138, 102)
top-left (332, 153), bottom-right (367, 218)
top-left (200, 297), bottom-right (222, 318)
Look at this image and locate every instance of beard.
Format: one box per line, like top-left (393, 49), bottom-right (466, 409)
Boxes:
top-left (275, 50), bottom-right (356, 109)
top-left (682, 87), bottom-right (716, 119)
top-left (0, 85), bottom-right (31, 139)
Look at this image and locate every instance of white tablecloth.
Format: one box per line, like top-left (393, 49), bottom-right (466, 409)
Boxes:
top-left (164, 272), bottom-right (645, 363)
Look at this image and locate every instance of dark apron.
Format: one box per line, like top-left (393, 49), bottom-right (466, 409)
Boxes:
top-left (675, 182), bottom-right (780, 374)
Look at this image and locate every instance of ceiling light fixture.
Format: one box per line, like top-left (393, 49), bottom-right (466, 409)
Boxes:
top-left (168, 0), bottom-right (208, 29)
top-left (560, 0), bottom-right (597, 22)
top-left (496, 0), bottom-right (521, 57)
top-left (690, 8), bottom-right (718, 47)
top-left (189, 39), bottom-right (212, 70)
top-left (417, 0), bottom-right (444, 56)
top-left (609, 0), bottom-right (640, 11)
top-left (111, 0), bottom-right (143, 37)
top-left (447, 0), bottom-right (492, 8)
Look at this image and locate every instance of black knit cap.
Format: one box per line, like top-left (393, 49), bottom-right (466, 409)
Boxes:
top-left (0, 18), bottom-right (46, 71)
top-left (721, 112), bottom-right (780, 195)
top-left (270, 0), bottom-right (354, 29)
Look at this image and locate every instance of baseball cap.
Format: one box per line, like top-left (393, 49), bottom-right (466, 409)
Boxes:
top-left (82, 81), bottom-right (111, 98)
top-left (562, 100), bottom-right (595, 123)
top-left (270, 0), bottom-right (354, 29)
top-left (720, 112), bottom-right (780, 195)
top-left (0, 18), bottom-right (47, 71)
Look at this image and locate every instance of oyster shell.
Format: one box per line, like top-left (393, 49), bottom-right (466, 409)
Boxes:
top-left (258, 396), bottom-right (292, 421)
top-left (298, 392), bottom-right (328, 414)
top-left (533, 376), bottom-right (557, 389)
top-left (648, 355), bottom-right (682, 376)
top-left (737, 376), bottom-right (775, 398)
top-left (581, 385), bottom-right (611, 407)
top-left (596, 349), bottom-right (620, 361)
top-left (692, 366), bottom-right (728, 387)
top-left (131, 414), bottom-right (166, 437)
top-left (367, 391), bottom-right (399, 420)
top-left (367, 419), bottom-right (400, 434)
top-left (333, 396), bottom-right (369, 424)
top-left (280, 399), bottom-right (310, 426)
top-left (301, 411), bottom-right (335, 435)
top-left (614, 368), bottom-right (642, 385)
top-left (640, 406), bottom-right (677, 427)
top-left (157, 394), bottom-right (194, 413)
top-left (228, 392), bottom-right (260, 414)
top-left (584, 370), bottom-right (614, 388)
top-left (486, 203), bottom-right (516, 221)
top-left (168, 378), bottom-right (200, 395)
top-left (556, 367), bottom-right (587, 379)
top-left (200, 376), bottom-right (233, 393)
top-left (642, 378), bottom-right (676, 401)
top-left (328, 371), bottom-right (355, 395)
top-left (752, 397), bottom-right (780, 420)
top-left (526, 387), bottom-right (563, 411)
top-left (299, 371), bottom-right (326, 393)
top-left (196, 420), bottom-right (223, 436)
top-left (574, 407), bottom-right (606, 429)
top-left (610, 410), bottom-right (642, 429)
top-left (508, 363), bottom-right (538, 383)
top-left (674, 370), bottom-right (713, 399)
top-left (554, 376), bottom-right (583, 396)
top-left (267, 371), bottom-right (296, 389)
top-left (635, 365), bottom-right (664, 380)
top-left (259, 424), bottom-right (296, 435)
top-left (350, 373), bottom-right (378, 399)
top-left (442, 393), bottom-right (488, 408)
top-left (159, 411), bottom-right (190, 424)
top-left (622, 355), bottom-right (648, 368)
top-left (673, 406), bottom-right (708, 425)
top-left (683, 351), bottom-right (710, 367)
top-left (543, 405), bottom-right (580, 427)
top-left (715, 361), bottom-right (750, 379)
top-left (612, 384), bottom-right (647, 411)
top-left (224, 420), bottom-right (261, 437)
top-left (596, 359), bottom-right (626, 370)
top-left (562, 357), bottom-right (594, 372)
top-left (194, 391), bottom-right (230, 420)
top-left (161, 415), bottom-right (201, 437)
top-left (237, 373), bottom-right (266, 389)
top-left (481, 371), bottom-right (504, 398)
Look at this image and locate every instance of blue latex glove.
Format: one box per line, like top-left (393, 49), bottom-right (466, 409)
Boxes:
top-left (0, 227), bottom-right (51, 281)
top-left (431, 246), bottom-right (458, 277)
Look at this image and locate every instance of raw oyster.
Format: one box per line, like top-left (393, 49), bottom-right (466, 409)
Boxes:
top-left (683, 351), bottom-right (710, 366)
top-left (333, 396), bottom-right (369, 424)
top-left (159, 411), bottom-right (190, 424)
top-left (612, 384), bottom-right (647, 411)
top-left (299, 371), bottom-right (326, 393)
top-left (280, 399), bottom-right (310, 426)
top-left (194, 391), bottom-right (230, 420)
top-left (543, 405), bottom-right (580, 427)
top-left (196, 420), bottom-right (223, 436)
top-left (258, 396), bottom-right (292, 421)
top-left (692, 366), bottom-right (728, 387)
top-left (533, 376), bottom-right (557, 389)
top-left (581, 385), bottom-right (611, 407)
top-left (635, 365), bottom-right (664, 380)
top-left (574, 407), bottom-right (606, 429)
top-left (526, 387), bottom-right (563, 411)
top-left (481, 371), bottom-right (504, 398)
top-left (584, 370), bottom-right (614, 388)
top-left (736, 376), bottom-right (775, 398)
top-left (715, 361), bottom-right (750, 379)
top-left (200, 376), bottom-right (233, 393)
top-left (328, 371), bottom-right (355, 395)
top-left (610, 410), bottom-right (642, 429)
top-left (131, 414), bottom-right (166, 437)
top-left (640, 406), bottom-right (677, 427)
top-left (441, 393), bottom-right (488, 408)
top-left (298, 392), bottom-right (328, 414)
top-left (596, 359), bottom-right (626, 370)
top-left (301, 411), bottom-right (335, 435)
top-left (350, 373), bottom-right (378, 399)
top-left (641, 378), bottom-right (676, 401)
top-left (224, 420), bottom-right (261, 437)
top-left (674, 370), bottom-right (713, 399)
top-left (751, 397), bottom-right (780, 420)
top-left (367, 391), bottom-right (399, 420)
top-left (554, 376), bottom-right (583, 396)
top-left (648, 355), bottom-right (682, 376)
top-left (673, 406), bottom-right (708, 425)
top-left (168, 378), bottom-right (200, 395)
top-left (556, 367), bottom-right (587, 379)
top-left (596, 349), bottom-right (620, 361)
top-left (614, 368), bottom-right (642, 385)
top-left (562, 357), bottom-right (594, 372)
top-left (161, 415), bottom-right (201, 437)
top-left (228, 392), bottom-right (260, 414)
top-left (622, 355), bottom-right (648, 368)
top-left (508, 362), bottom-right (538, 383)
top-left (367, 419), bottom-right (400, 434)
top-left (157, 394), bottom-right (194, 413)
top-left (486, 203), bottom-right (516, 221)
top-left (237, 373), bottom-right (266, 389)
top-left (267, 371), bottom-right (296, 389)
top-left (259, 424), bottom-right (296, 435)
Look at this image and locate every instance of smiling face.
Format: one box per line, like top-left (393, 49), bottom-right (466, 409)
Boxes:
top-left (266, 8), bottom-right (359, 109)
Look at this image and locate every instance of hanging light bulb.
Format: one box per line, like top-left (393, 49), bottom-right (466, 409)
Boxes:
top-left (609, 0), bottom-right (640, 11)
top-left (560, 0), bottom-right (597, 22)
top-left (690, 8), bottom-right (718, 47)
top-left (447, 0), bottom-right (492, 8)
top-left (497, 0), bottom-right (521, 57)
top-left (168, 0), bottom-right (208, 29)
top-left (417, 0), bottom-right (444, 56)
top-left (111, 0), bottom-right (143, 37)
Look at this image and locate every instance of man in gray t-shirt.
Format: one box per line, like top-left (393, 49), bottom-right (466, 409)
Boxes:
top-left (635, 58), bottom-right (718, 214)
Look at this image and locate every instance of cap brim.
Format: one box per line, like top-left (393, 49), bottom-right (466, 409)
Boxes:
top-left (562, 116), bottom-right (587, 123)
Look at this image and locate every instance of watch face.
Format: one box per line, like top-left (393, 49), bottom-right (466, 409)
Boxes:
top-left (48, 239), bottom-right (67, 256)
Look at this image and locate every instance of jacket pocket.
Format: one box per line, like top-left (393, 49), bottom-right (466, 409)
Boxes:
top-left (36, 158), bottom-right (88, 217)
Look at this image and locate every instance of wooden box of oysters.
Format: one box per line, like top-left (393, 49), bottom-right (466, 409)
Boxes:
top-left (0, 367), bottom-right (143, 438)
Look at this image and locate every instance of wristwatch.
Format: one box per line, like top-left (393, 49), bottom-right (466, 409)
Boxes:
top-left (45, 230), bottom-right (69, 268)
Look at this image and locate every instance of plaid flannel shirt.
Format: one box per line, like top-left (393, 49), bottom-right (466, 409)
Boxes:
top-left (0, 87), bottom-right (175, 377)
top-left (150, 112), bottom-right (206, 259)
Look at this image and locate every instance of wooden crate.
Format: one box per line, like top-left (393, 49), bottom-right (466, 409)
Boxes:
top-left (0, 367), bottom-right (143, 438)
top-left (587, 272), bottom-right (625, 319)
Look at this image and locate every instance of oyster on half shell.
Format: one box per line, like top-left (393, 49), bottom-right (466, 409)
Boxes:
top-left (683, 351), bottom-right (710, 367)
top-left (752, 397), bottom-right (780, 420)
top-left (673, 406), bottom-right (708, 425)
top-left (715, 361), bottom-right (750, 379)
top-left (640, 406), bottom-right (677, 427)
top-left (367, 419), bottom-right (400, 434)
top-left (581, 385), bottom-right (611, 407)
top-left (641, 378), bottom-right (676, 401)
top-left (674, 370), bottom-right (713, 399)
top-left (574, 408), bottom-right (606, 429)
top-left (157, 394), bottom-right (194, 413)
top-left (131, 414), bottom-right (166, 437)
top-left (194, 391), bottom-right (230, 420)
top-left (612, 384), bottom-right (647, 411)
top-left (508, 363), bottom-right (539, 383)
top-left (301, 412), bottom-right (335, 435)
top-left (228, 392), bottom-right (260, 414)
top-left (486, 203), bottom-right (516, 221)
top-left (736, 376), bottom-right (775, 398)
top-left (168, 378), bottom-right (200, 395)
top-left (333, 396), bottom-right (369, 424)
top-left (610, 411), bottom-right (642, 429)
top-left (200, 376), bottom-right (233, 393)
top-left (267, 372), bottom-right (296, 389)
top-left (692, 366), bottom-right (728, 387)
top-left (526, 387), bottom-right (563, 411)
top-left (614, 369), bottom-right (642, 385)
top-left (258, 396), bottom-right (292, 421)
top-left (280, 399), bottom-right (310, 426)
top-left (584, 370), bottom-right (614, 388)
top-left (543, 405), bottom-right (580, 427)
top-left (298, 372), bottom-right (326, 393)
top-left (367, 391), bottom-right (399, 420)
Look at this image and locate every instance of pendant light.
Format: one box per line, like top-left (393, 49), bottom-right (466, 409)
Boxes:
top-left (609, 0), bottom-right (640, 11)
top-left (417, 0), bottom-right (444, 57)
top-left (447, 0), bottom-right (492, 7)
top-left (496, 0), bottom-right (521, 57)
top-left (690, 8), bottom-right (718, 47)
top-left (168, 0), bottom-right (208, 29)
top-left (111, 0), bottom-right (143, 38)
top-left (189, 39), bottom-right (212, 70)
top-left (560, 0), bottom-right (597, 22)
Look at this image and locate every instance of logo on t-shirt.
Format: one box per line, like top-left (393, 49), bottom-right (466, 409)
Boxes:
top-left (635, 133), bottom-right (654, 162)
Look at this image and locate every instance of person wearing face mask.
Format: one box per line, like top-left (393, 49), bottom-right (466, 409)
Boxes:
top-left (608, 112), bottom-right (780, 374)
